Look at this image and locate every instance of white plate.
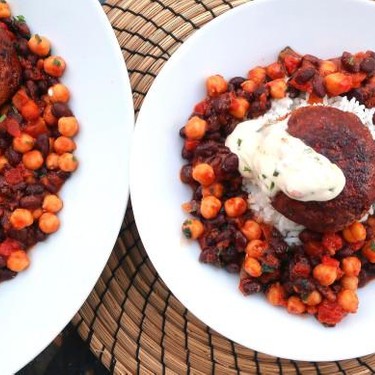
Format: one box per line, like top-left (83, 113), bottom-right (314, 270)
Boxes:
top-left (0, 1), bottom-right (133, 373)
top-left (131, 0), bottom-right (375, 362)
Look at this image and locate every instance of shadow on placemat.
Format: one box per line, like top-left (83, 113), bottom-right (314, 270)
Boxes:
top-left (16, 324), bottom-right (108, 375)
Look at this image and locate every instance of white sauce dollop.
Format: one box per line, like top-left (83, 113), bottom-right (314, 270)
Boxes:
top-left (225, 116), bottom-right (346, 202)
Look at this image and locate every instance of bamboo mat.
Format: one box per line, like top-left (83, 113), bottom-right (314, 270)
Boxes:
top-left (72, 1), bottom-right (375, 374)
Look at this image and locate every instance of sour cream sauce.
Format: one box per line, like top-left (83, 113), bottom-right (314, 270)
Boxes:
top-left (225, 116), bottom-right (346, 202)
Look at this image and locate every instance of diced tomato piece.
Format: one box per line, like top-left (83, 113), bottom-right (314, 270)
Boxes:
top-left (0, 239), bottom-right (21, 258)
top-left (321, 255), bottom-right (340, 268)
top-left (24, 118), bottom-right (48, 137)
top-left (317, 299), bottom-right (347, 326)
top-left (304, 241), bottom-right (324, 257)
top-left (324, 73), bottom-right (353, 96)
top-left (350, 72), bottom-right (367, 89)
top-left (184, 139), bottom-right (199, 152)
top-left (3, 117), bottom-right (21, 137)
top-left (5, 167), bottom-right (24, 185)
top-left (194, 100), bottom-right (208, 116)
top-left (12, 89), bottom-right (30, 111)
top-left (322, 233), bottom-right (343, 254)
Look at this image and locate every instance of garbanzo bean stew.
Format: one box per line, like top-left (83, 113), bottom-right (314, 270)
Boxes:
top-left (180, 46), bottom-right (375, 326)
top-left (0, 2), bottom-right (78, 284)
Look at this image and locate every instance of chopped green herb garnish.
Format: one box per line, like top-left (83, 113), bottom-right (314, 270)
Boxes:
top-left (273, 170), bottom-right (279, 177)
top-left (370, 241), bottom-right (375, 252)
top-left (182, 227), bottom-right (192, 239)
top-left (261, 174), bottom-right (267, 179)
top-left (35, 34), bottom-right (42, 44)
top-left (328, 187), bottom-right (335, 192)
top-left (72, 155), bottom-right (78, 162)
top-left (237, 138), bottom-right (242, 147)
top-left (53, 58), bottom-right (62, 67)
top-left (270, 181), bottom-right (275, 190)
top-left (243, 166), bottom-right (252, 173)
top-left (183, 219), bottom-right (192, 225)
top-left (0, 114), bottom-right (6, 123)
top-left (262, 264), bottom-right (275, 273)
top-left (15, 15), bottom-right (26, 23)
top-left (304, 147), bottom-right (313, 154)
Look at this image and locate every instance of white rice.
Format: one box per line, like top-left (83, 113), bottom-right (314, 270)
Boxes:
top-left (241, 95), bottom-right (375, 245)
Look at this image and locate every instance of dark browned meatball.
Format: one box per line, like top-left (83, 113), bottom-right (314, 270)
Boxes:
top-left (272, 106), bottom-right (375, 233)
top-left (0, 28), bottom-right (21, 106)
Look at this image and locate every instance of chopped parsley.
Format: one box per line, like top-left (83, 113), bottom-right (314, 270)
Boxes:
top-left (270, 181), bottom-right (275, 190)
top-left (35, 34), bottom-right (42, 44)
top-left (328, 187), bottom-right (335, 192)
top-left (273, 170), bottom-right (279, 177)
top-left (243, 166), bottom-right (252, 172)
top-left (237, 138), bottom-right (242, 147)
top-left (0, 114), bottom-right (6, 123)
top-left (370, 240), bottom-right (375, 252)
top-left (15, 15), bottom-right (26, 23)
top-left (53, 58), bottom-right (62, 67)
top-left (261, 174), bottom-right (267, 179)
top-left (182, 227), bottom-right (192, 239)
top-left (262, 264), bottom-right (275, 273)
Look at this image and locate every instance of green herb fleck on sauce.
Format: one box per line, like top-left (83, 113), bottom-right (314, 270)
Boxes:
top-left (243, 166), bottom-right (252, 172)
top-left (370, 241), bottom-right (375, 252)
top-left (262, 264), bottom-right (275, 273)
top-left (0, 114), bottom-right (6, 123)
top-left (270, 181), bottom-right (275, 190)
top-left (262, 174), bottom-right (267, 179)
top-left (35, 34), bottom-right (42, 44)
top-left (53, 58), bottom-right (62, 67)
top-left (237, 138), bottom-right (242, 147)
top-left (182, 227), bottom-right (192, 239)
top-left (15, 15), bottom-right (26, 23)
top-left (273, 170), bottom-right (279, 177)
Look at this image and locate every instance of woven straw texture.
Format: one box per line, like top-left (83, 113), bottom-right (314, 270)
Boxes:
top-left (73, 1), bottom-right (375, 374)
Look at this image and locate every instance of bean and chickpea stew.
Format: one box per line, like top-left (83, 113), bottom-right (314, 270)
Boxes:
top-left (180, 46), bottom-right (375, 326)
top-left (0, 2), bottom-right (79, 284)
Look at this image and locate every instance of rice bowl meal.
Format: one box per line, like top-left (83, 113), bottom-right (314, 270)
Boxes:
top-left (179, 47), bottom-right (375, 326)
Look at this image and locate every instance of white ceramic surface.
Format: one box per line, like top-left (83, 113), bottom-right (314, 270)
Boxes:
top-left (131, 0), bottom-right (375, 361)
top-left (0, 1), bottom-right (133, 373)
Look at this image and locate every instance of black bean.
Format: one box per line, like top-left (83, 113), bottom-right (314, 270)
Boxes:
top-left (294, 67), bottom-right (316, 84)
top-left (222, 153), bottom-right (239, 173)
top-left (5, 148), bottom-right (22, 166)
top-left (19, 195), bottom-right (43, 209)
top-left (51, 102), bottom-right (73, 118)
top-left (180, 164), bottom-right (193, 184)
top-left (302, 54), bottom-right (320, 67)
top-left (312, 74), bottom-right (326, 97)
top-left (25, 80), bottom-right (39, 100)
top-left (234, 230), bottom-right (247, 252)
top-left (199, 248), bottom-right (219, 265)
top-left (14, 20), bottom-right (31, 38)
top-left (37, 80), bottom-right (48, 95)
top-left (25, 184), bottom-right (45, 195)
top-left (341, 51), bottom-right (360, 73)
top-left (346, 88), bottom-right (367, 105)
top-left (225, 263), bottom-right (240, 273)
top-left (179, 127), bottom-right (186, 138)
top-left (239, 278), bottom-right (262, 295)
top-left (35, 134), bottom-right (50, 158)
top-left (34, 228), bottom-right (47, 242)
top-left (228, 77), bottom-right (246, 92)
top-left (360, 57), bottom-right (375, 73)
top-left (335, 245), bottom-right (355, 260)
top-left (15, 38), bottom-right (29, 56)
top-left (0, 256), bottom-right (5, 268)
top-left (0, 269), bottom-right (16, 282)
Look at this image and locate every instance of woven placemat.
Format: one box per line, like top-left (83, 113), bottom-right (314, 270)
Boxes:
top-left (72, 1), bottom-right (375, 374)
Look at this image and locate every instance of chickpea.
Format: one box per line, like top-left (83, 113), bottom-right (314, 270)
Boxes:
top-left (6, 250), bottom-right (30, 272)
top-left (46, 153), bottom-right (59, 170)
top-left (48, 83), bottom-right (70, 103)
top-left (0, 156), bottom-right (8, 171)
top-left (184, 116), bottom-right (207, 140)
top-left (44, 56), bottom-right (66, 77)
top-left (10, 208), bottom-right (34, 230)
top-left (200, 196), bottom-right (222, 220)
top-left (267, 79), bottom-right (287, 99)
top-left (266, 282), bottom-right (285, 306)
top-left (287, 296), bottom-right (306, 314)
top-left (43, 104), bottom-right (58, 126)
top-left (58, 153), bottom-right (78, 172)
top-left (13, 133), bottom-right (35, 153)
top-left (54, 136), bottom-right (76, 154)
top-left (43, 194), bottom-right (63, 213)
top-left (38, 212), bottom-right (60, 234)
top-left (22, 150), bottom-right (44, 170)
top-left (313, 264), bottom-right (337, 286)
top-left (342, 221), bottom-right (366, 243)
top-left (362, 239), bottom-right (375, 263)
top-left (337, 289), bottom-right (359, 313)
top-left (33, 208), bottom-right (43, 220)
top-left (341, 256), bottom-right (361, 277)
top-left (319, 60), bottom-right (337, 76)
top-left (21, 100), bottom-right (40, 121)
top-left (324, 72), bottom-right (353, 96)
top-left (229, 97), bottom-right (249, 119)
top-left (243, 256), bottom-right (262, 277)
top-left (247, 66), bottom-right (266, 85)
top-left (28, 34), bottom-right (51, 57)
top-left (305, 290), bottom-right (322, 306)
top-left (206, 75), bottom-right (228, 97)
top-left (241, 220), bottom-right (262, 241)
top-left (182, 219), bottom-right (204, 240)
top-left (245, 239), bottom-right (268, 259)
top-left (241, 80), bottom-right (257, 93)
top-left (224, 197), bottom-right (247, 218)
top-left (192, 163), bottom-right (215, 187)
top-left (202, 182), bottom-right (224, 198)
top-left (266, 62), bottom-right (285, 80)
top-left (341, 275), bottom-right (359, 291)
top-left (58, 116), bottom-right (79, 137)
top-left (0, 2), bottom-right (11, 18)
